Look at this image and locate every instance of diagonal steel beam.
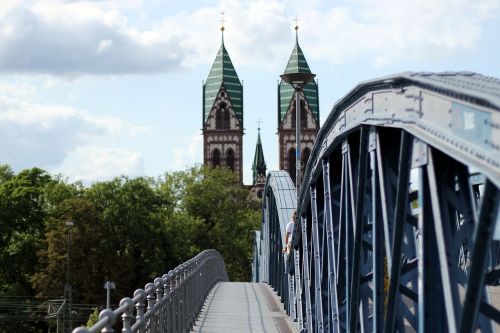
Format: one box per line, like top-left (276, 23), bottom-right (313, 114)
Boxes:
top-left (348, 126), bottom-right (370, 333)
top-left (370, 127), bottom-right (385, 332)
top-left (310, 185), bottom-right (325, 332)
top-left (384, 130), bottom-right (413, 332)
top-left (301, 215), bottom-right (314, 333)
top-left (427, 148), bottom-right (461, 333)
top-left (459, 180), bottom-right (500, 333)
top-left (322, 158), bottom-right (340, 333)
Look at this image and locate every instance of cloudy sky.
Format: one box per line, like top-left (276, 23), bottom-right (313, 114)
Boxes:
top-left (1, 0), bottom-right (499, 185)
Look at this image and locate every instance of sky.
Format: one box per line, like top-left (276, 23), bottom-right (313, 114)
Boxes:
top-left (0, 0), bottom-right (499, 185)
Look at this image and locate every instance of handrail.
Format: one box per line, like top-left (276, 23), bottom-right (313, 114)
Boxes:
top-left (72, 249), bottom-right (228, 333)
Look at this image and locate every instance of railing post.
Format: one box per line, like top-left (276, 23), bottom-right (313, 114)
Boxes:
top-left (174, 267), bottom-right (181, 333)
top-left (99, 309), bottom-right (116, 333)
top-left (167, 270), bottom-right (175, 333)
top-left (120, 298), bottom-right (134, 333)
top-left (187, 261), bottom-right (194, 328)
top-left (145, 283), bottom-right (157, 333)
top-left (134, 289), bottom-right (146, 333)
top-left (182, 263), bottom-right (188, 332)
top-left (154, 278), bottom-right (163, 333)
top-left (161, 274), bottom-right (169, 332)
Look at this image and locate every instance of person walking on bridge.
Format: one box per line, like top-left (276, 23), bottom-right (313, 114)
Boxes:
top-left (282, 211), bottom-right (296, 255)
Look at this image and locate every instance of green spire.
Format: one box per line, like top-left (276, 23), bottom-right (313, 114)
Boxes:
top-left (278, 26), bottom-right (319, 126)
top-left (203, 29), bottom-right (243, 126)
top-left (252, 128), bottom-right (266, 184)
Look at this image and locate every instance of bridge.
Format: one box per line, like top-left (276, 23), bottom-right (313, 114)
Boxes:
top-left (73, 72), bottom-right (499, 332)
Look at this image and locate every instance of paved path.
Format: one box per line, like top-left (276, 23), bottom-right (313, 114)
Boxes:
top-left (191, 282), bottom-right (295, 333)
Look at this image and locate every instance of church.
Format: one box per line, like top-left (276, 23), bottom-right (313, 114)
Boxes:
top-left (202, 23), bottom-right (319, 198)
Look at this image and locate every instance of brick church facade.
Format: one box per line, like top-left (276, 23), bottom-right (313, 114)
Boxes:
top-left (202, 25), bottom-right (319, 191)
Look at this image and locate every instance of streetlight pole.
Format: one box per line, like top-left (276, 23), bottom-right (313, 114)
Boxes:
top-left (64, 221), bottom-right (74, 333)
top-left (294, 85), bottom-right (302, 195)
top-left (280, 72), bottom-right (316, 209)
top-left (104, 281), bottom-right (116, 309)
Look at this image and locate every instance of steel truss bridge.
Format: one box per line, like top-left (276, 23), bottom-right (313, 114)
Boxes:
top-left (253, 72), bottom-right (500, 332)
top-left (73, 72), bottom-right (499, 333)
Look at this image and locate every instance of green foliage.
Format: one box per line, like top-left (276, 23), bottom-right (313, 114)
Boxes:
top-left (0, 164), bottom-right (13, 183)
top-left (0, 168), bottom-right (55, 295)
top-left (0, 164), bottom-right (261, 330)
top-left (165, 166), bottom-right (260, 280)
top-left (86, 307), bottom-right (100, 327)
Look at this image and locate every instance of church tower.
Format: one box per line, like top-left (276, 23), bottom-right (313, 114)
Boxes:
top-left (250, 127), bottom-right (267, 199)
top-left (277, 26), bottom-right (319, 184)
top-left (203, 24), bottom-right (244, 183)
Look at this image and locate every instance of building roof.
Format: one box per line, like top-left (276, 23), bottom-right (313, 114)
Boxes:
top-left (278, 30), bottom-right (319, 126)
top-left (252, 129), bottom-right (267, 184)
top-left (203, 34), bottom-right (243, 126)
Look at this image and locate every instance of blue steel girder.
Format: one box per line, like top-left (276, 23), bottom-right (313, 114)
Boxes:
top-left (254, 72), bottom-right (500, 333)
top-left (252, 171), bottom-right (297, 317)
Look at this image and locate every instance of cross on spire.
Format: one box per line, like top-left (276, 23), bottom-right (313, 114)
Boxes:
top-left (256, 119), bottom-right (262, 131)
top-left (220, 11), bottom-right (225, 32)
top-left (294, 16), bottom-right (300, 30)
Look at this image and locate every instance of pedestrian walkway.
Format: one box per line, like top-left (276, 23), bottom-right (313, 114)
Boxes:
top-left (191, 282), bottom-right (296, 333)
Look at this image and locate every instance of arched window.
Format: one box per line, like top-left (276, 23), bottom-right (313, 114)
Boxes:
top-left (212, 149), bottom-right (221, 168)
top-left (291, 100), bottom-right (307, 128)
top-left (223, 109), bottom-right (230, 129)
top-left (215, 110), bottom-right (223, 129)
top-left (288, 147), bottom-right (296, 184)
top-left (215, 103), bottom-right (230, 130)
top-left (301, 101), bottom-right (307, 128)
top-left (226, 149), bottom-right (235, 171)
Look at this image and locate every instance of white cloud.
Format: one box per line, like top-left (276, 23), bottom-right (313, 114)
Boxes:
top-left (0, 92), bottom-right (147, 181)
top-left (97, 39), bottom-right (113, 53)
top-left (53, 146), bottom-right (144, 184)
top-left (0, 0), bottom-right (294, 75)
top-left (0, 1), bottom-right (185, 75)
top-left (169, 133), bottom-right (203, 170)
top-left (168, 0), bottom-right (292, 69)
top-left (0, 0), bottom-right (21, 20)
top-left (301, 0), bottom-right (500, 66)
top-left (0, 0), bottom-right (498, 75)
top-left (0, 81), bottom-right (39, 100)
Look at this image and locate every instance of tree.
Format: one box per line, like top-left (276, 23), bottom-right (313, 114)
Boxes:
top-left (32, 198), bottom-right (111, 304)
top-left (163, 166), bottom-right (260, 281)
top-left (0, 167), bottom-right (63, 333)
top-left (0, 164), bottom-right (261, 331)
top-left (84, 177), bottom-right (173, 297)
top-left (0, 168), bottom-right (54, 296)
top-left (0, 164), bottom-right (13, 183)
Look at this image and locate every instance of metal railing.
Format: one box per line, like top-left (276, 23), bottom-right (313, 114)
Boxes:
top-left (73, 249), bottom-right (228, 333)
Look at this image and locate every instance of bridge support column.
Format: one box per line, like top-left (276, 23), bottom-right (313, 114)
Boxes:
top-left (348, 126), bottom-right (369, 332)
top-left (370, 128), bottom-right (385, 332)
top-left (341, 139), bottom-right (354, 331)
top-left (301, 215), bottom-right (313, 333)
top-left (310, 185), bottom-right (324, 332)
top-left (322, 158), bottom-right (340, 333)
top-left (417, 158), bottom-right (447, 333)
top-left (384, 131), bottom-right (413, 332)
top-left (294, 247), bottom-right (304, 328)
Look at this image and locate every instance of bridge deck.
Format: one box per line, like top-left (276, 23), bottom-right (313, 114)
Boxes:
top-left (191, 282), bottom-right (295, 333)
